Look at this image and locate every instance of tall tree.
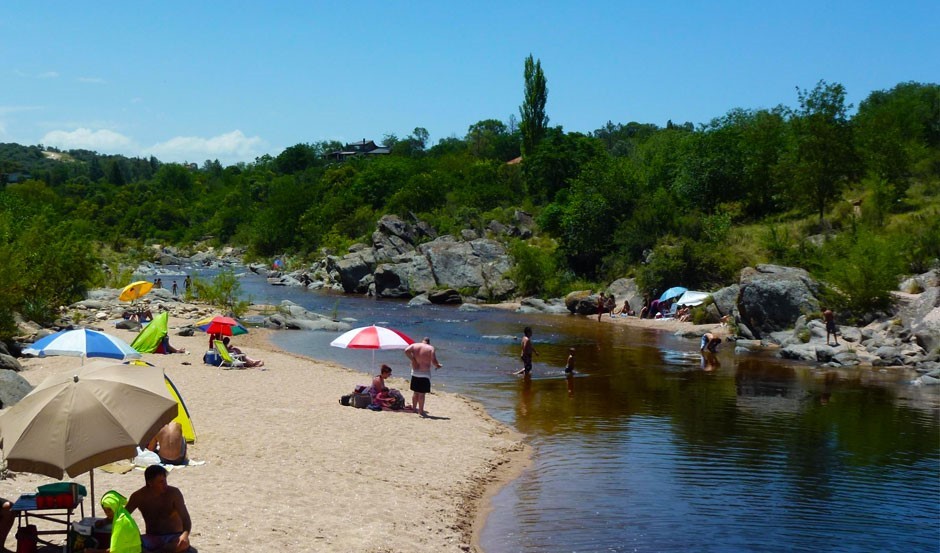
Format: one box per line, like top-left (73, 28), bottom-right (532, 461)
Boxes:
top-left (519, 54), bottom-right (549, 158)
top-left (785, 80), bottom-right (857, 220)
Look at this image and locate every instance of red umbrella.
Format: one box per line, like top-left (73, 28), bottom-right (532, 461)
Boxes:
top-left (330, 325), bottom-right (414, 349)
top-left (196, 316), bottom-right (248, 337)
top-left (330, 325), bottom-right (415, 365)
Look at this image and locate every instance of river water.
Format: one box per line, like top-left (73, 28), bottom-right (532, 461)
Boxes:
top-left (196, 270), bottom-right (940, 552)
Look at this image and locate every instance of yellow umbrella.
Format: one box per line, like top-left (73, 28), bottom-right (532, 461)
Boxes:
top-left (119, 281), bottom-right (154, 302)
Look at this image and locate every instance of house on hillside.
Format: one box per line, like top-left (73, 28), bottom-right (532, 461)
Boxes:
top-left (327, 139), bottom-right (390, 161)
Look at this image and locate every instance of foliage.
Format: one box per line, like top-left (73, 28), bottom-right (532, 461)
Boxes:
top-left (0, 73), bottom-right (937, 315)
top-left (519, 54), bottom-right (549, 158)
top-left (191, 269), bottom-right (250, 317)
top-left (816, 227), bottom-right (903, 323)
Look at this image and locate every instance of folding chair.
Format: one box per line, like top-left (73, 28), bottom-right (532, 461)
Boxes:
top-left (213, 340), bottom-right (246, 368)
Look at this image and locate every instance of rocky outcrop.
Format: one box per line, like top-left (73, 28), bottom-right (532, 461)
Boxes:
top-left (299, 216), bottom-right (516, 301)
top-left (737, 265), bottom-right (821, 338)
top-left (565, 291), bottom-right (598, 315)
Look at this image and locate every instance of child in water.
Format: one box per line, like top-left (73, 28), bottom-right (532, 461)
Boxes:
top-left (565, 348), bottom-right (575, 374)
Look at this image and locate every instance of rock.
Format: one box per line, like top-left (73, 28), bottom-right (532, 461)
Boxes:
top-left (779, 343), bottom-right (819, 362)
top-left (519, 297), bottom-right (569, 314)
top-left (374, 257), bottom-right (436, 298)
top-left (115, 319), bottom-right (141, 331)
top-left (334, 250), bottom-right (377, 293)
top-left (373, 215), bottom-right (418, 260)
top-left (460, 229), bottom-right (478, 241)
top-left (0, 353), bottom-right (24, 372)
top-left (458, 303), bottom-right (482, 312)
top-left (605, 278), bottom-right (643, 314)
top-left (832, 351), bottom-right (860, 366)
top-left (711, 284), bottom-right (740, 318)
top-left (429, 289), bottom-right (462, 304)
top-left (0, 368), bottom-right (33, 407)
top-left (408, 294), bottom-right (432, 307)
top-left (565, 291), bottom-right (598, 315)
top-left (737, 264), bottom-right (821, 338)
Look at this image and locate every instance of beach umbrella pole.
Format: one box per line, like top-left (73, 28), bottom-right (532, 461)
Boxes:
top-left (89, 468), bottom-right (96, 517)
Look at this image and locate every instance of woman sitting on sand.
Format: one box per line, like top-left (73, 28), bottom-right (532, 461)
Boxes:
top-left (221, 337), bottom-right (265, 367)
top-left (369, 365), bottom-right (405, 410)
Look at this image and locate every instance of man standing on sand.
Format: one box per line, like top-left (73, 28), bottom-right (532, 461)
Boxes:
top-left (125, 465), bottom-right (192, 553)
top-left (823, 308), bottom-right (839, 346)
top-left (404, 337), bottom-right (442, 416)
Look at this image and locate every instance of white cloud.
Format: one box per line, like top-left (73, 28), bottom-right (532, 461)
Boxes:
top-left (146, 130), bottom-right (265, 164)
top-left (37, 127), bottom-right (266, 165)
top-left (37, 71), bottom-right (59, 79)
top-left (41, 128), bottom-right (136, 153)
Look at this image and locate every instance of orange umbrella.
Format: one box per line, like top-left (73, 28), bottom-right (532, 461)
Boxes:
top-left (119, 281), bottom-right (154, 302)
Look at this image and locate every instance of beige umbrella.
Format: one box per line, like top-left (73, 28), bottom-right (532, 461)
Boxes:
top-left (0, 360), bottom-right (177, 515)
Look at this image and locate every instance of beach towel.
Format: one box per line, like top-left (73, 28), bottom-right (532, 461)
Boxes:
top-left (100, 490), bottom-right (142, 553)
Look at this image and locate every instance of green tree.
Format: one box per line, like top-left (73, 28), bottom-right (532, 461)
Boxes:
top-left (519, 54), bottom-right (549, 158)
top-left (784, 80), bottom-right (858, 220)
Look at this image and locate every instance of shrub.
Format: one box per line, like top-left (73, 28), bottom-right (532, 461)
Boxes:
top-left (191, 269), bottom-right (250, 317)
top-left (817, 229), bottom-right (902, 323)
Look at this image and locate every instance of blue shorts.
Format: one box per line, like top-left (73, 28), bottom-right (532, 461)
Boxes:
top-left (142, 532), bottom-right (182, 551)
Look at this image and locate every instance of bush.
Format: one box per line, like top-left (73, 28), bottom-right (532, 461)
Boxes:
top-left (191, 269), bottom-right (250, 317)
top-left (817, 229), bottom-right (902, 323)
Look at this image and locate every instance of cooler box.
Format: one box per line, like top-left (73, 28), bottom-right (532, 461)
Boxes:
top-left (69, 518), bottom-right (111, 552)
top-left (203, 350), bottom-right (220, 365)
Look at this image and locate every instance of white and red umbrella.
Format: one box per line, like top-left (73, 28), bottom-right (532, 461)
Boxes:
top-left (330, 325), bottom-right (415, 366)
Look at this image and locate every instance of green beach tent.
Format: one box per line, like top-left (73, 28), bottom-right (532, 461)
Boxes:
top-left (130, 311), bottom-right (168, 354)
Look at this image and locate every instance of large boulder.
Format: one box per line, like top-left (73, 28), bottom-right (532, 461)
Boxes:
top-left (565, 291), bottom-right (600, 315)
top-left (898, 286), bottom-right (940, 352)
top-left (373, 215), bottom-right (418, 261)
top-left (711, 285), bottom-right (740, 318)
top-left (606, 278), bottom-right (643, 313)
top-left (334, 250), bottom-right (377, 293)
top-left (0, 369), bottom-right (33, 408)
top-left (737, 265), bottom-right (821, 338)
top-left (374, 256), bottom-right (436, 298)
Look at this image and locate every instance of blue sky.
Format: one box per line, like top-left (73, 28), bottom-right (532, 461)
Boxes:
top-left (2, 1), bottom-right (937, 165)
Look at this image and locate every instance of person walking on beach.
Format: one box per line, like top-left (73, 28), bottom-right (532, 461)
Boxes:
top-left (823, 308), bottom-right (839, 346)
top-left (514, 326), bottom-right (538, 376)
top-left (597, 292), bottom-right (606, 321)
top-left (171, 280), bottom-right (178, 296)
top-left (404, 337), bottom-right (442, 417)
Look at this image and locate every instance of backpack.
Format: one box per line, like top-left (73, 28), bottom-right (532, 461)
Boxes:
top-left (350, 392), bottom-right (372, 409)
top-left (339, 394), bottom-right (351, 406)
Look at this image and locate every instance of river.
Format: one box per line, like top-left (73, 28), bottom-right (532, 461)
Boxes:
top-left (193, 269), bottom-right (940, 552)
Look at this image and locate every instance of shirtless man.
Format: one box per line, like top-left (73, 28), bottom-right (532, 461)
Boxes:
top-left (147, 422), bottom-right (187, 465)
top-left (700, 332), bottom-right (721, 353)
top-left (514, 326), bottom-right (538, 376)
top-left (404, 337), bottom-right (442, 416)
top-left (125, 465), bottom-right (191, 553)
top-left (823, 308), bottom-right (839, 346)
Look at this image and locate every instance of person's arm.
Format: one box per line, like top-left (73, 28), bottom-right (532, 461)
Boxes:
top-left (432, 350), bottom-right (441, 369)
top-left (124, 491), bottom-right (139, 515)
top-left (174, 490), bottom-right (192, 549)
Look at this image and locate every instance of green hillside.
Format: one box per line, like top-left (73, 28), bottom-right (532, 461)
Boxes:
top-left (1, 76), bottom-right (938, 338)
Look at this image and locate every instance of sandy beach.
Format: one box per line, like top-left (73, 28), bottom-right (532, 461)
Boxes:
top-left (1, 316), bottom-right (529, 553)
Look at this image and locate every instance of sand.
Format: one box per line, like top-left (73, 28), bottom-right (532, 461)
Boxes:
top-left (1, 317), bottom-right (529, 553)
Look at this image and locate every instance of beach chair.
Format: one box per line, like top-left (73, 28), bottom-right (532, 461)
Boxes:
top-left (213, 340), bottom-right (246, 368)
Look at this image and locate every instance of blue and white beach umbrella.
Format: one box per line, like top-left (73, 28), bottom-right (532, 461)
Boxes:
top-left (23, 328), bottom-right (142, 364)
top-left (659, 286), bottom-right (689, 302)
